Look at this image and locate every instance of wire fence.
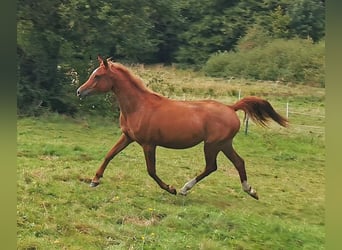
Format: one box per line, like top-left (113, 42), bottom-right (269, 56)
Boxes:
top-left (240, 95), bottom-right (325, 136)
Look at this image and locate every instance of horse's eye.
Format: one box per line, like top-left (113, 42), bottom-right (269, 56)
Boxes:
top-left (94, 75), bottom-right (99, 79)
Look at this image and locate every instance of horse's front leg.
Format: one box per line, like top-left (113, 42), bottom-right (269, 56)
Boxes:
top-left (90, 133), bottom-right (132, 187)
top-left (142, 145), bottom-right (177, 195)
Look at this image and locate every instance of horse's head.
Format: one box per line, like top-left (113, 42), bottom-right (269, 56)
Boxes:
top-left (76, 56), bottom-right (113, 98)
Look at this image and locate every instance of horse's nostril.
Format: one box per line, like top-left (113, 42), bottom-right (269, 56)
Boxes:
top-left (77, 90), bottom-right (80, 96)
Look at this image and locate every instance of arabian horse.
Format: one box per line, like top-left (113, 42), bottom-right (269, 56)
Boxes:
top-left (77, 56), bottom-right (288, 200)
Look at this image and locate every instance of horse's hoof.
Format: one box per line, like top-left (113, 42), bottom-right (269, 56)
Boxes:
top-left (249, 192), bottom-right (259, 200)
top-left (89, 181), bottom-right (100, 187)
top-left (168, 186), bottom-right (177, 195)
top-left (178, 189), bottom-right (188, 196)
top-left (243, 186), bottom-right (259, 200)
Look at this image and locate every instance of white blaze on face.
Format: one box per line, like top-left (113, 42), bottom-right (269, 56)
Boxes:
top-left (91, 68), bottom-right (100, 78)
top-left (87, 68), bottom-right (101, 89)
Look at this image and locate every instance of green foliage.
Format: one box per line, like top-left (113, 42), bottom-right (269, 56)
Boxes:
top-left (17, 0), bottom-right (325, 116)
top-left (269, 5), bottom-right (291, 39)
top-left (17, 0), bottom-right (75, 116)
top-left (287, 0), bottom-right (325, 42)
top-left (203, 38), bottom-right (325, 86)
top-left (175, 0), bottom-right (252, 66)
top-left (236, 24), bottom-right (271, 52)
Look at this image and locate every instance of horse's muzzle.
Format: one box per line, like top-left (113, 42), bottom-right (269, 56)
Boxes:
top-left (76, 87), bottom-right (86, 99)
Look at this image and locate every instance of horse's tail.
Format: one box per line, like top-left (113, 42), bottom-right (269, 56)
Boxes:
top-left (231, 96), bottom-right (288, 127)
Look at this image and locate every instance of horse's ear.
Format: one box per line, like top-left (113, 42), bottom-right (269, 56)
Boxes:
top-left (97, 55), bottom-right (109, 69)
top-left (97, 55), bottom-right (103, 63)
top-left (103, 58), bottom-right (109, 69)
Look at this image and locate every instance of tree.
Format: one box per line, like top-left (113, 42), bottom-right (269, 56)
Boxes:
top-left (236, 24), bottom-right (271, 52)
top-left (17, 0), bottom-right (164, 115)
top-left (175, 0), bottom-right (249, 65)
top-left (17, 0), bottom-right (77, 115)
top-left (146, 0), bottom-right (184, 63)
top-left (270, 5), bottom-right (291, 39)
top-left (287, 0), bottom-right (325, 41)
top-left (17, 0), bottom-right (325, 116)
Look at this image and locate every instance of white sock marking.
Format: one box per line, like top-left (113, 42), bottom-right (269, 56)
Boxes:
top-left (179, 178), bottom-right (197, 195)
top-left (242, 180), bottom-right (250, 192)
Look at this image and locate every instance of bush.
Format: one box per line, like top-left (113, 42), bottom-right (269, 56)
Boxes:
top-left (203, 38), bottom-right (325, 87)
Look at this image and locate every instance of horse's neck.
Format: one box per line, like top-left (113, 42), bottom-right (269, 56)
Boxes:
top-left (113, 78), bottom-right (155, 115)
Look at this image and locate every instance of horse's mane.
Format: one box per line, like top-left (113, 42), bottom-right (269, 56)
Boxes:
top-left (109, 61), bottom-right (162, 97)
top-left (110, 62), bottom-right (142, 84)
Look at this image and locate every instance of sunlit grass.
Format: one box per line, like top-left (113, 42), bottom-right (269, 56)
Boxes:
top-left (17, 116), bottom-right (324, 249)
top-left (17, 68), bottom-right (324, 249)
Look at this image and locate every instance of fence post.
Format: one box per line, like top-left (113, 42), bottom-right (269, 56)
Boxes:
top-left (286, 102), bottom-right (289, 119)
top-left (245, 115), bottom-right (249, 135)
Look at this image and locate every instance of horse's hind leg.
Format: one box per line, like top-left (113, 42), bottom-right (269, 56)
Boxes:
top-left (221, 143), bottom-right (259, 200)
top-left (142, 145), bottom-right (177, 195)
top-left (179, 143), bottom-right (219, 195)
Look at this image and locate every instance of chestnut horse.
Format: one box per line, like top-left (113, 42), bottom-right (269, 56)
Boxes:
top-left (77, 56), bottom-right (288, 200)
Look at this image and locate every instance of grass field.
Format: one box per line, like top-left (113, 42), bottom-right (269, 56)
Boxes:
top-left (17, 67), bottom-right (325, 249)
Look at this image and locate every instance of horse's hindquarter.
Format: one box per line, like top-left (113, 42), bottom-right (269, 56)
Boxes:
top-left (141, 99), bottom-right (241, 148)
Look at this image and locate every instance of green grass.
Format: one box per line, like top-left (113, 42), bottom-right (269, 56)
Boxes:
top-left (17, 69), bottom-right (324, 249)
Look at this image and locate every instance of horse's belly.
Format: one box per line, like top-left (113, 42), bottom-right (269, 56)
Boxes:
top-left (152, 118), bottom-right (206, 148)
top-left (157, 131), bottom-right (204, 149)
